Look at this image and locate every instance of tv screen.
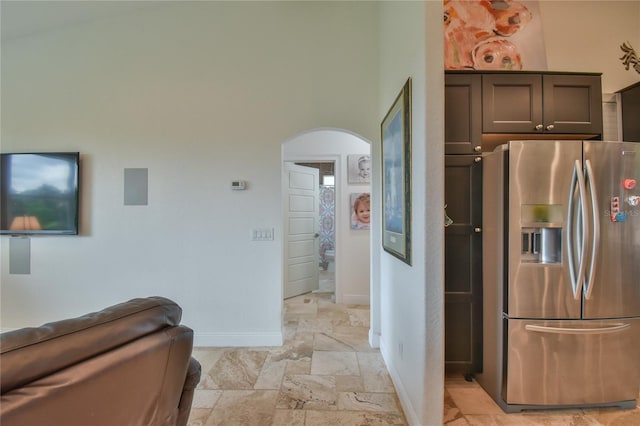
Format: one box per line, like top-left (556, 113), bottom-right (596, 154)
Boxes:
top-left (1, 152), bottom-right (80, 235)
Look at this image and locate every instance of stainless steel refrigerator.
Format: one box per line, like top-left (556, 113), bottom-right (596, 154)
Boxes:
top-left (478, 140), bottom-right (640, 412)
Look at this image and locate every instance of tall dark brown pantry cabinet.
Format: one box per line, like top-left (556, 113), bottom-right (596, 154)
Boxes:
top-left (445, 72), bottom-right (484, 376)
top-left (444, 155), bottom-right (483, 376)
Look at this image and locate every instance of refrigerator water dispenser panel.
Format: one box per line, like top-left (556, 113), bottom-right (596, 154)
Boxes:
top-left (520, 204), bottom-right (563, 264)
top-left (521, 228), bottom-right (562, 264)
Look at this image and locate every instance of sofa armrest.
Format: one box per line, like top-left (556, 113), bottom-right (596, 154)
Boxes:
top-left (177, 357), bottom-right (202, 426)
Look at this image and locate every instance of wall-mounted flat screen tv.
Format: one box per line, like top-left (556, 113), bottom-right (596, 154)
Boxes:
top-left (1, 152), bottom-right (80, 235)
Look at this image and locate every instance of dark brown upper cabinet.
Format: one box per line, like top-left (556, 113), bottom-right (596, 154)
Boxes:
top-left (482, 73), bottom-right (603, 136)
top-left (617, 81), bottom-right (640, 142)
top-left (445, 74), bottom-right (482, 154)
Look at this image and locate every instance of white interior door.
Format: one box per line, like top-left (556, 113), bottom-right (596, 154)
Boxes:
top-left (284, 163), bottom-right (319, 298)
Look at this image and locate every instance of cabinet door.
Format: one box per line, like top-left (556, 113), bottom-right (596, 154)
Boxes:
top-left (543, 74), bottom-right (603, 135)
top-left (620, 83), bottom-right (640, 142)
top-left (445, 155), bottom-right (483, 374)
top-left (445, 74), bottom-right (482, 154)
top-left (482, 74), bottom-right (543, 133)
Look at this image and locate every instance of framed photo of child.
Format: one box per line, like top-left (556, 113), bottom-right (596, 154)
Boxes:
top-left (350, 193), bottom-right (370, 230)
top-left (347, 154), bottom-right (371, 184)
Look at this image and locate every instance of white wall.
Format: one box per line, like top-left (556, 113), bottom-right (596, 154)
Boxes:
top-left (0, 1), bottom-right (380, 347)
top-left (377, 2), bottom-right (444, 424)
top-left (539, 1), bottom-right (640, 94)
top-left (282, 129), bottom-right (371, 305)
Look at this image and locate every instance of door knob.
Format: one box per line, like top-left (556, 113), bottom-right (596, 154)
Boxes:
top-left (474, 227), bottom-right (482, 233)
top-left (314, 233), bottom-right (320, 238)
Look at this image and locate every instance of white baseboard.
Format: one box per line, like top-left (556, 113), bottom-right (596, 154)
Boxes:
top-left (369, 329), bottom-right (380, 348)
top-left (194, 331), bottom-right (283, 347)
top-left (380, 336), bottom-right (419, 425)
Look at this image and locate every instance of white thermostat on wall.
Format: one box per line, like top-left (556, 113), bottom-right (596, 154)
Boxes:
top-left (231, 180), bottom-right (246, 190)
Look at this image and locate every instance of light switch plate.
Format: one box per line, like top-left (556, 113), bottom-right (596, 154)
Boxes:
top-left (252, 228), bottom-right (274, 241)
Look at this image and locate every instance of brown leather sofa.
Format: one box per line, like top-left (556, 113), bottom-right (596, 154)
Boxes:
top-left (0, 296), bottom-right (201, 426)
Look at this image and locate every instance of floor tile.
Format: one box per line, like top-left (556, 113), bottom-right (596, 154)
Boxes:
top-left (271, 408), bottom-right (306, 425)
top-left (311, 351), bottom-right (360, 376)
top-left (285, 358), bottom-right (312, 375)
top-left (191, 389), bottom-right (222, 409)
top-left (447, 386), bottom-right (504, 415)
top-left (203, 390), bottom-right (279, 426)
top-left (305, 410), bottom-right (406, 425)
top-left (346, 308), bottom-right (370, 326)
top-left (205, 349), bottom-right (268, 389)
top-left (253, 355), bottom-right (287, 390)
top-left (277, 374), bottom-right (337, 410)
top-left (187, 408), bottom-right (212, 426)
top-left (357, 353), bottom-right (395, 393)
top-left (463, 413), bottom-right (602, 425)
top-left (337, 391), bottom-right (403, 414)
top-left (335, 375), bottom-right (365, 392)
top-left (297, 318), bottom-right (334, 334)
top-left (314, 331), bottom-right (359, 351)
top-left (444, 375), bottom-right (640, 425)
top-left (581, 405), bottom-right (640, 425)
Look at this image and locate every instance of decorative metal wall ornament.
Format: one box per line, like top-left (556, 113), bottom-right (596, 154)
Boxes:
top-left (620, 42), bottom-right (640, 74)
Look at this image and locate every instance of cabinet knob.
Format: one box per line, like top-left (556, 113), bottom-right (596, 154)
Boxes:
top-left (535, 124), bottom-right (544, 131)
top-left (546, 124), bottom-right (555, 131)
top-left (473, 145), bottom-right (482, 152)
top-left (474, 156), bottom-right (482, 163)
top-left (474, 227), bottom-right (482, 233)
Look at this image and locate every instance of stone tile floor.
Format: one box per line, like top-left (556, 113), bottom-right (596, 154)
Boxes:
top-left (445, 374), bottom-right (640, 425)
top-left (188, 292), bottom-right (406, 425)
top-left (188, 292), bottom-right (640, 425)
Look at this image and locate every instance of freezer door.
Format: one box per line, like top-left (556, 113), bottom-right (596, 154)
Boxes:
top-left (505, 318), bottom-right (640, 406)
top-left (583, 141), bottom-right (640, 318)
top-left (507, 140), bottom-right (582, 319)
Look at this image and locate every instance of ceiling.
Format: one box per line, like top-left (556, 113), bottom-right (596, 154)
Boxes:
top-left (1, 1), bottom-right (156, 41)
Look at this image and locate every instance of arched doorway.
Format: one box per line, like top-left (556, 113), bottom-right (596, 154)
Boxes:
top-left (281, 129), bottom-right (371, 304)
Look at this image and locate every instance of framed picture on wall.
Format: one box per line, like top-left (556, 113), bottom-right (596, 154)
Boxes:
top-left (347, 154), bottom-right (371, 184)
top-left (381, 77), bottom-right (412, 265)
top-left (350, 192), bottom-right (371, 230)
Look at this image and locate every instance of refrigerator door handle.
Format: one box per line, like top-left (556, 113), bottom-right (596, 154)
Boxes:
top-left (567, 160), bottom-right (588, 300)
top-left (525, 323), bottom-right (631, 335)
top-left (583, 159), bottom-right (600, 300)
